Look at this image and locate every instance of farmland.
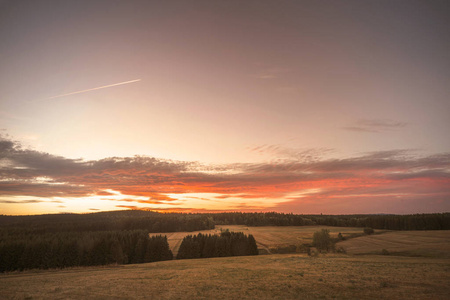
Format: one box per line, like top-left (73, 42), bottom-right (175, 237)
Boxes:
top-left (150, 225), bottom-right (369, 256)
top-left (338, 230), bottom-right (450, 258)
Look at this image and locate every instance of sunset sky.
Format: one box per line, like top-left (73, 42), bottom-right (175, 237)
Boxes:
top-left (1, 0), bottom-right (449, 215)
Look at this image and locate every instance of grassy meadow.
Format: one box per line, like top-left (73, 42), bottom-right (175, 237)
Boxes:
top-left (338, 230), bottom-right (450, 258)
top-left (1, 253), bottom-right (449, 299)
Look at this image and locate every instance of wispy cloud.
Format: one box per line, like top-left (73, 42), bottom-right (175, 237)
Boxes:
top-left (343, 119), bottom-right (407, 133)
top-left (247, 144), bottom-right (333, 162)
top-left (0, 198), bottom-right (64, 204)
top-left (0, 199), bottom-right (44, 204)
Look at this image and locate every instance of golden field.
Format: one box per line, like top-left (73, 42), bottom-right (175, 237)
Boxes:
top-left (1, 253), bottom-right (449, 299)
top-left (338, 230), bottom-right (450, 258)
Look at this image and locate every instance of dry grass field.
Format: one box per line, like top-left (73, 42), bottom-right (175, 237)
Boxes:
top-left (338, 230), bottom-right (450, 258)
top-left (3, 227), bottom-right (450, 299)
top-left (1, 253), bottom-right (449, 299)
top-left (150, 225), bottom-right (369, 256)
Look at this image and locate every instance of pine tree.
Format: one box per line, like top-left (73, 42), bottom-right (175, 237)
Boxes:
top-left (247, 234), bottom-right (259, 255)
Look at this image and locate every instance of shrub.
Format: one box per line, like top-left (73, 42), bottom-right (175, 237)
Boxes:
top-left (336, 246), bottom-right (347, 254)
top-left (306, 246), bottom-right (311, 256)
top-left (364, 227), bottom-right (375, 235)
top-left (381, 249), bottom-right (389, 255)
top-left (312, 229), bottom-right (334, 252)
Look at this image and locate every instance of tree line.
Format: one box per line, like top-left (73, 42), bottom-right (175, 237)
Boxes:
top-left (2, 211), bottom-right (448, 234)
top-left (177, 231), bottom-right (258, 259)
top-left (207, 212), bottom-right (450, 230)
top-left (308, 213), bottom-right (450, 230)
top-left (0, 210), bottom-right (214, 235)
top-left (0, 230), bottom-right (172, 272)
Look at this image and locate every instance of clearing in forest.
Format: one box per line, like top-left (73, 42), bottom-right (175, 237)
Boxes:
top-left (150, 225), bottom-right (368, 256)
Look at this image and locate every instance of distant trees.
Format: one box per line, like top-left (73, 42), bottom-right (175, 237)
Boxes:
top-left (177, 231), bottom-right (258, 259)
top-left (0, 210), bottom-right (215, 235)
top-left (0, 231), bottom-right (172, 272)
top-left (1, 211), bottom-right (449, 237)
top-left (208, 212), bottom-right (311, 227)
top-left (206, 212), bottom-right (450, 231)
top-left (308, 213), bottom-right (450, 231)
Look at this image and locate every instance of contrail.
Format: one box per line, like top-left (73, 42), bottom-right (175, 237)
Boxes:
top-left (46, 79), bottom-right (141, 100)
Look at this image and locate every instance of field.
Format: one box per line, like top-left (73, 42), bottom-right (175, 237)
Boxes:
top-left (338, 230), bottom-right (450, 258)
top-left (2, 226), bottom-right (450, 299)
top-left (150, 225), bottom-right (369, 256)
top-left (1, 254), bottom-right (449, 299)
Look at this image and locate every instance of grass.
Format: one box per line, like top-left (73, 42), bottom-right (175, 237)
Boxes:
top-left (338, 230), bottom-right (450, 258)
top-left (1, 254), bottom-right (449, 299)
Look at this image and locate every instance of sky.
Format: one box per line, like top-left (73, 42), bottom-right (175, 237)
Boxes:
top-left (1, 0), bottom-right (449, 215)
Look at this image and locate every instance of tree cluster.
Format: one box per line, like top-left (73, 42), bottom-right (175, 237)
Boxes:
top-left (176, 231), bottom-right (258, 259)
top-left (0, 230), bottom-right (172, 272)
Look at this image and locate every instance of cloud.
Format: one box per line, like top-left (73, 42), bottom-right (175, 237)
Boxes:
top-left (1, 135), bottom-right (449, 213)
top-left (254, 67), bottom-right (290, 80)
top-left (343, 119), bottom-right (407, 133)
top-left (247, 144), bottom-right (334, 162)
top-left (0, 199), bottom-right (45, 204)
top-left (118, 198), bottom-right (180, 205)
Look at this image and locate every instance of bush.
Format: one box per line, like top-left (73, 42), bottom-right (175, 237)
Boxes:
top-left (381, 249), bottom-right (389, 255)
top-left (336, 246), bottom-right (347, 254)
top-left (364, 227), bottom-right (375, 235)
top-left (312, 229), bottom-right (334, 252)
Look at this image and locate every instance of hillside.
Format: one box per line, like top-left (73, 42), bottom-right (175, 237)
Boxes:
top-left (338, 230), bottom-right (450, 258)
top-left (1, 254), bottom-right (449, 299)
